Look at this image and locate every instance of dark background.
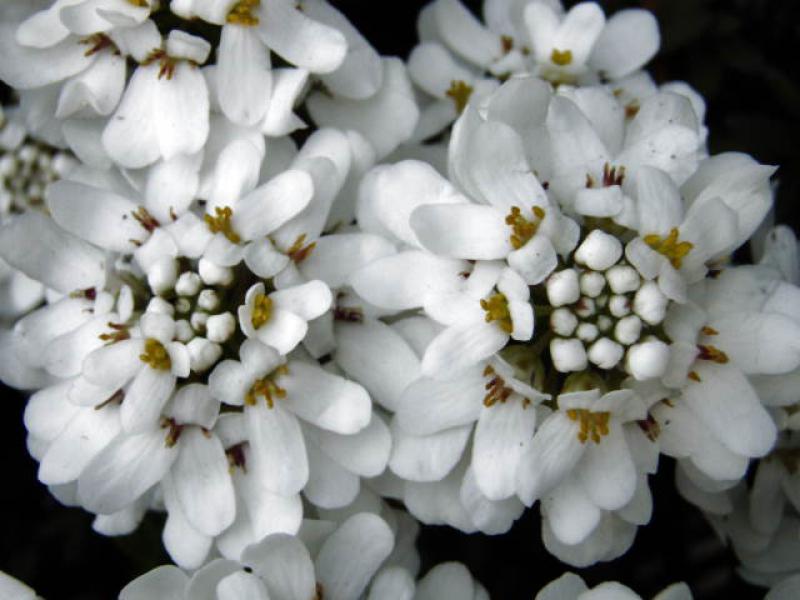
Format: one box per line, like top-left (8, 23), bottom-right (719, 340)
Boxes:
top-left (2, 0), bottom-right (798, 597)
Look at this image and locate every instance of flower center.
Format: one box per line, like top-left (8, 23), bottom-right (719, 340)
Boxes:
top-left (480, 292), bottom-right (513, 334)
top-left (204, 206), bottom-right (241, 244)
top-left (140, 338), bottom-right (171, 370)
top-left (643, 227), bottom-right (693, 269)
top-left (566, 408), bottom-right (610, 444)
top-left (506, 205), bottom-right (545, 249)
top-left (245, 365), bottom-right (289, 408)
top-left (445, 80), bottom-right (473, 114)
top-left (251, 292), bottom-right (273, 329)
top-left (482, 365), bottom-right (531, 408)
top-left (287, 233), bottom-right (316, 263)
top-left (132, 206), bottom-right (160, 232)
top-left (227, 0), bottom-right (260, 26)
top-left (550, 48), bottom-right (573, 66)
top-left (161, 417), bottom-right (183, 447)
top-left (697, 344), bottom-right (729, 364)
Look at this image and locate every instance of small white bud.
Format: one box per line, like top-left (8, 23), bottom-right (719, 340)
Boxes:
top-left (187, 337), bottom-right (222, 372)
top-left (190, 311), bottom-right (209, 331)
top-left (580, 271), bottom-right (605, 297)
top-left (576, 322), bottom-right (599, 343)
top-left (197, 289), bottom-right (220, 311)
top-left (147, 258), bottom-right (178, 295)
top-left (175, 319), bottom-right (194, 342)
top-left (147, 296), bottom-right (175, 316)
top-left (574, 230), bottom-right (623, 271)
top-left (596, 315), bottom-right (613, 332)
top-left (547, 269), bottom-right (580, 307)
top-left (588, 337), bottom-right (624, 369)
top-left (51, 153), bottom-right (76, 176)
top-left (633, 281), bottom-right (668, 325)
top-left (551, 308), bottom-right (578, 336)
top-left (175, 297), bottom-right (192, 314)
top-left (175, 272), bottom-right (202, 296)
top-left (550, 338), bottom-right (588, 372)
top-left (199, 258), bottom-right (233, 286)
top-left (574, 297), bottom-right (596, 318)
top-left (608, 294), bottom-right (631, 318)
top-left (615, 315), bottom-right (642, 345)
top-left (206, 312), bottom-right (236, 343)
top-left (606, 265), bottom-right (640, 294)
top-left (626, 339), bottom-right (670, 381)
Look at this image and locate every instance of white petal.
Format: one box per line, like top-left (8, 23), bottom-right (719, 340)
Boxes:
top-left (39, 404), bottom-right (121, 485)
top-left (270, 280), bottom-right (332, 321)
top-left (261, 67), bottom-right (309, 136)
top-left (535, 572), bottom-right (589, 600)
top-left (315, 513), bottom-right (395, 600)
top-left (218, 24), bottom-right (271, 126)
top-left (634, 165), bottom-right (684, 235)
top-left (78, 428), bottom-right (179, 514)
top-left (173, 428), bottom-right (235, 536)
top-left (102, 64), bottom-right (161, 168)
top-left (590, 9), bottom-right (659, 79)
top-left (24, 381), bottom-right (80, 442)
top-left (307, 58), bottom-right (419, 159)
top-left (473, 400), bottom-right (537, 501)
top-left (334, 319), bottom-right (421, 412)
top-left (82, 339), bottom-right (144, 389)
top-left (682, 361), bottom-right (776, 458)
top-left (56, 51), bottom-right (125, 118)
top-left (281, 361), bottom-right (371, 434)
top-left (258, 0), bottom-right (346, 73)
top-left (298, 233), bottom-right (396, 289)
top-left (312, 413), bottom-right (391, 478)
top-left (162, 475), bottom-right (213, 570)
top-left (516, 412), bottom-right (585, 505)
top-left (349, 251), bottom-right (468, 311)
top-left (145, 153), bottom-right (201, 223)
top-left (411, 203), bottom-right (512, 260)
top-left (459, 467), bottom-right (525, 534)
top-left (253, 308), bottom-right (308, 355)
top-left (416, 562), bottom-right (477, 600)
top-left (121, 367), bottom-right (175, 433)
top-left (120, 566), bottom-right (188, 600)
top-left (242, 534), bottom-right (316, 600)
top-left (243, 239), bottom-right (290, 279)
top-left (0, 211), bottom-right (106, 293)
top-left (408, 42), bottom-right (476, 98)
top-left (395, 371), bottom-right (484, 436)
top-left (246, 402), bottom-right (308, 495)
top-left (233, 169), bottom-right (313, 240)
top-left (304, 438), bottom-right (360, 508)
top-left (216, 572), bottom-right (268, 600)
top-left (389, 423), bottom-right (471, 482)
top-left (421, 321), bottom-right (507, 378)
top-left (156, 63), bottom-right (210, 161)
top-left (433, 0), bottom-right (502, 68)
top-left (544, 477), bottom-right (601, 545)
top-left (508, 235), bottom-right (559, 285)
top-left (367, 567), bottom-right (415, 600)
top-left (576, 423), bottom-right (637, 511)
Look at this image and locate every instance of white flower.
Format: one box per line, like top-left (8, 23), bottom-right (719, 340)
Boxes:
top-left (208, 339), bottom-right (371, 496)
top-left (121, 513), bottom-right (396, 600)
top-left (0, 571), bottom-right (38, 600)
top-left (535, 572), bottom-right (692, 600)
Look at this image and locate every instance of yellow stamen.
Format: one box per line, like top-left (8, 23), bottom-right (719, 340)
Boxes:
top-left (445, 80), bottom-right (473, 114)
top-left (140, 338), bottom-right (172, 370)
top-left (688, 370), bottom-right (701, 382)
top-left (566, 408), bottom-right (610, 444)
top-left (227, 0), bottom-right (260, 26)
top-left (506, 205), bottom-right (546, 249)
top-left (500, 35), bottom-right (514, 54)
top-left (701, 326), bottom-right (719, 336)
top-left (643, 227), bottom-right (693, 269)
top-left (161, 417), bottom-right (183, 447)
top-left (482, 365), bottom-right (531, 408)
top-left (142, 49), bottom-right (178, 80)
top-left (251, 293), bottom-right (273, 329)
top-left (550, 48), bottom-right (573, 66)
top-left (480, 293), bottom-right (513, 334)
top-left (127, 0), bottom-right (149, 7)
top-left (245, 365), bottom-right (289, 408)
top-left (697, 344), bottom-right (729, 364)
top-left (99, 322), bottom-right (130, 344)
top-left (287, 233), bottom-right (316, 264)
top-left (204, 206), bottom-right (241, 244)
top-left (132, 206), bottom-right (160, 232)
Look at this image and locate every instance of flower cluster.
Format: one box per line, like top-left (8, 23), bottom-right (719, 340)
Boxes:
top-left (0, 0), bottom-right (797, 597)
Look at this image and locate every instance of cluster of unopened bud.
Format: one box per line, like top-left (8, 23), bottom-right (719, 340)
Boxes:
top-left (0, 141), bottom-right (75, 218)
top-left (546, 229), bottom-right (670, 380)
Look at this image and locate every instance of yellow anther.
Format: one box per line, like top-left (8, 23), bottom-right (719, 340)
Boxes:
top-left (506, 205), bottom-right (546, 249)
top-left (643, 227), bottom-right (693, 269)
top-left (701, 326), bottom-right (719, 336)
top-left (566, 408), bottom-right (610, 444)
top-left (227, 0), bottom-right (260, 26)
top-left (245, 365), bottom-right (289, 408)
top-left (480, 293), bottom-right (513, 334)
top-left (445, 80), bottom-right (473, 114)
top-left (482, 365), bottom-right (531, 408)
top-left (127, 0), bottom-right (149, 7)
top-left (80, 33), bottom-right (116, 57)
top-left (140, 338), bottom-right (172, 371)
top-left (251, 293), bottom-right (273, 329)
top-left (625, 102), bottom-right (640, 120)
top-left (99, 322), bottom-right (130, 344)
top-left (687, 370), bottom-right (701, 382)
top-left (204, 206), bottom-right (241, 244)
top-left (550, 48), bottom-right (573, 66)
top-left (161, 417), bottom-right (183, 447)
top-left (132, 206), bottom-right (160, 232)
top-left (697, 344), bottom-right (729, 364)
top-left (287, 233), bottom-right (316, 264)
top-left (501, 35), bottom-right (514, 54)
top-left (142, 49), bottom-right (178, 80)
top-left (602, 163), bottom-right (625, 187)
